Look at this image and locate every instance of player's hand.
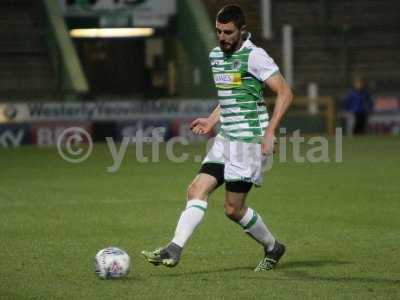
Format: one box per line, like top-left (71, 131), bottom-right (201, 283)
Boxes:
top-left (261, 132), bottom-right (277, 156)
top-left (190, 118), bottom-right (213, 135)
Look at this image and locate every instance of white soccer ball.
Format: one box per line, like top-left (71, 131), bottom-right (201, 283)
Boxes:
top-left (94, 247), bottom-right (131, 279)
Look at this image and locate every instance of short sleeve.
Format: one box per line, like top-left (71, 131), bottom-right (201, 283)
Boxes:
top-left (248, 48), bottom-right (279, 82)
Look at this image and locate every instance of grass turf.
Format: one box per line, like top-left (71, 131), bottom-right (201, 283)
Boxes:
top-left (0, 136), bottom-right (399, 299)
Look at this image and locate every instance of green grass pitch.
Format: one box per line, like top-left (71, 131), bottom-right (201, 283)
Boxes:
top-left (0, 136), bottom-right (399, 299)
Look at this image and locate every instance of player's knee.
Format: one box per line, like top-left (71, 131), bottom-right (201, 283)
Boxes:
top-left (187, 182), bottom-right (208, 201)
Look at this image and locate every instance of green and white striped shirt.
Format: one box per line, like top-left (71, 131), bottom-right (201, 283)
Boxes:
top-left (209, 35), bottom-right (279, 143)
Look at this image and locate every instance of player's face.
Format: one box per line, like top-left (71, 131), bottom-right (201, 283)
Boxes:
top-left (216, 21), bottom-right (242, 54)
top-left (354, 79), bottom-right (365, 91)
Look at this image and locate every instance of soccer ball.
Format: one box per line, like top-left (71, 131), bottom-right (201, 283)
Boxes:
top-left (94, 247), bottom-right (131, 279)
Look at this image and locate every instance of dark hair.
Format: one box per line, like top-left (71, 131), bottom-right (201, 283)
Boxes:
top-left (216, 5), bottom-right (246, 29)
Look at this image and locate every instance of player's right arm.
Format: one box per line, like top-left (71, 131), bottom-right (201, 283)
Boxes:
top-left (190, 105), bottom-right (221, 135)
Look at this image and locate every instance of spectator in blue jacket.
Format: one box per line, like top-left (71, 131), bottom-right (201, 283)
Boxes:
top-left (344, 77), bottom-right (373, 134)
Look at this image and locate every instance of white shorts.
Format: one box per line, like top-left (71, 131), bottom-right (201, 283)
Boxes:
top-left (202, 134), bottom-right (269, 187)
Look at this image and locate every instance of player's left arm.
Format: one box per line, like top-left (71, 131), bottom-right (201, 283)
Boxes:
top-left (262, 73), bottom-right (293, 155)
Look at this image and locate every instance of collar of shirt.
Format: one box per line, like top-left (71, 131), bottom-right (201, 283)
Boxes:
top-left (235, 32), bottom-right (252, 53)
